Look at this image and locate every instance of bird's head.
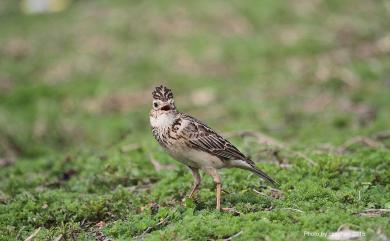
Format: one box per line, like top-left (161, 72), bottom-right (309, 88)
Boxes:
top-left (151, 85), bottom-right (176, 114)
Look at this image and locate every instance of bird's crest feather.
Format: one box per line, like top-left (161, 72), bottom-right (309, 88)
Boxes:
top-left (152, 85), bottom-right (173, 101)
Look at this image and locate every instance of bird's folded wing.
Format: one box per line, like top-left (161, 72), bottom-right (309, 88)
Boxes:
top-left (180, 116), bottom-right (248, 162)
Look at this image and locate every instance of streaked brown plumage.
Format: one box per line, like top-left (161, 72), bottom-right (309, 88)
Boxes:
top-left (150, 85), bottom-right (277, 210)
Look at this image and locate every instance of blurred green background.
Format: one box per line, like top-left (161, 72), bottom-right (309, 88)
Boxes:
top-left (1, 0), bottom-right (388, 159)
top-left (0, 0), bottom-right (389, 240)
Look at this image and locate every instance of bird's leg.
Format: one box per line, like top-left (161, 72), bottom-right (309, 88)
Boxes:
top-left (188, 167), bottom-right (201, 198)
top-left (205, 168), bottom-right (222, 211)
top-left (216, 181), bottom-right (221, 211)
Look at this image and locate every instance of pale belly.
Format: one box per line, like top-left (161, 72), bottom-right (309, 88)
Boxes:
top-left (164, 144), bottom-right (226, 169)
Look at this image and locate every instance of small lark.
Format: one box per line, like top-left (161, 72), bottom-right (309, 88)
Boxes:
top-left (149, 85), bottom-right (277, 210)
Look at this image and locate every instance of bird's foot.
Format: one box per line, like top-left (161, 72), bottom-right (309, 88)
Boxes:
top-left (221, 207), bottom-right (242, 216)
top-left (188, 185), bottom-right (200, 199)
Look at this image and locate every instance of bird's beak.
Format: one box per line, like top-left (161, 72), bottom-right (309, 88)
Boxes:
top-left (161, 105), bottom-right (171, 111)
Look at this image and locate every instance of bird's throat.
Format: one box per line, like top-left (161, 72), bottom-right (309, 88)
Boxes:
top-left (150, 111), bottom-right (176, 128)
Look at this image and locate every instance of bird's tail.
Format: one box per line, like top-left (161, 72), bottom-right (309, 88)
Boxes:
top-left (249, 164), bottom-right (278, 186)
top-left (240, 160), bottom-right (278, 186)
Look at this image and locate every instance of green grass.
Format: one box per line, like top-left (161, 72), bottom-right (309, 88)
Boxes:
top-left (0, 0), bottom-right (389, 240)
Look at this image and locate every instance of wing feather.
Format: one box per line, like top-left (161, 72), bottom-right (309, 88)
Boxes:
top-left (181, 114), bottom-right (248, 162)
top-left (177, 114), bottom-right (277, 186)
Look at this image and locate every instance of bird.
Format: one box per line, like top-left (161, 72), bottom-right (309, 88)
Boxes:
top-left (149, 85), bottom-right (277, 210)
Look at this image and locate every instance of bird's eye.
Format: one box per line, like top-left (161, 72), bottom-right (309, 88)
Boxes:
top-left (153, 102), bottom-right (158, 108)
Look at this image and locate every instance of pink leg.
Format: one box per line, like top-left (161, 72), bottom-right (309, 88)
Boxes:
top-left (188, 167), bottom-right (201, 198)
top-left (205, 168), bottom-right (222, 211)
